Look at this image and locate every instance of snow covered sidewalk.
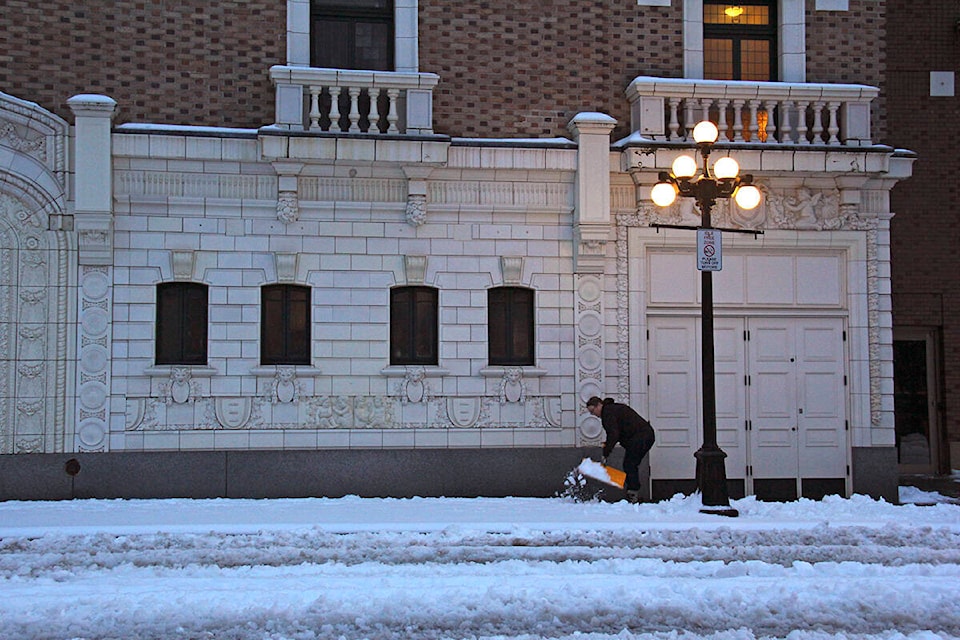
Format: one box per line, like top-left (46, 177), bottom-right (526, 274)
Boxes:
top-left (1, 492), bottom-right (959, 640)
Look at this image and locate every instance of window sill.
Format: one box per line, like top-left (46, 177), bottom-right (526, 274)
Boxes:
top-left (479, 366), bottom-right (547, 378)
top-left (249, 366), bottom-right (323, 377)
top-left (144, 365), bottom-right (217, 377)
top-left (380, 365), bottom-right (450, 378)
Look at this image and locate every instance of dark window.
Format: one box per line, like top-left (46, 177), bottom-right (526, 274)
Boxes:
top-left (156, 282), bottom-right (208, 365)
top-left (703, 1), bottom-right (777, 81)
top-left (262, 284), bottom-right (312, 365)
top-left (390, 286), bottom-right (438, 365)
top-left (311, 0), bottom-right (394, 70)
top-left (488, 287), bottom-right (535, 366)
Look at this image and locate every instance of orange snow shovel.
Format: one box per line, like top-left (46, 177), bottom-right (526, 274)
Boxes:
top-left (576, 458), bottom-right (625, 488)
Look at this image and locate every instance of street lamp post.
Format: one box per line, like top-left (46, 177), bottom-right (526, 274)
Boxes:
top-left (650, 121), bottom-right (761, 516)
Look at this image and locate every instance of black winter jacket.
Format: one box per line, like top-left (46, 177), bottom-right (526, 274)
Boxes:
top-left (600, 402), bottom-right (655, 459)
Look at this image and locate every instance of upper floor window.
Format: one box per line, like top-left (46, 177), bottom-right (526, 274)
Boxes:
top-left (262, 284), bottom-right (312, 365)
top-left (488, 287), bottom-right (535, 367)
top-left (311, 0), bottom-right (394, 71)
top-left (703, 1), bottom-right (777, 81)
top-left (156, 282), bottom-right (208, 365)
top-left (390, 286), bottom-right (438, 366)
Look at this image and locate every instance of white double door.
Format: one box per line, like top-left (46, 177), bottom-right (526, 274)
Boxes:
top-left (647, 316), bottom-right (848, 490)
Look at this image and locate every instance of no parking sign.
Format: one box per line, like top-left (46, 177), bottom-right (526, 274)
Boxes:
top-left (697, 228), bottom-right (722, 271)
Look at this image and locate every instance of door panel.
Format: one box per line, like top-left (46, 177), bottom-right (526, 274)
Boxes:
top-left (749, 320), bottom-right (799, 478)
top-left (796, 319), bottom-right (847, 478)
top-left (647, 317), bottom-right (699, 479)
top-left (647, 315), bottom-right (848, 490)
top-left (714, 318), bottom-right (746, 478)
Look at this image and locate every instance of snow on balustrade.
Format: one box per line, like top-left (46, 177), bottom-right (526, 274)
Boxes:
top-left (269, 65), bottom-right (440, 136)
top-left (626, 76), bottom-right (879, 147)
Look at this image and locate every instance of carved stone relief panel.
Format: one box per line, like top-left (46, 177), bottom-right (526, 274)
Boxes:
top-left (575, 274), bottom-right (605, 445)
top-left (75, 265), bottom-right (112, 451)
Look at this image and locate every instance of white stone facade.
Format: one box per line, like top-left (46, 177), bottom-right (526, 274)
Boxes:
top-left (0, 76), bottom-right (912, 498)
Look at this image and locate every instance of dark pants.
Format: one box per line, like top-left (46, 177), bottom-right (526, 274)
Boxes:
top-left (623, 432), bottom-right (656, 491)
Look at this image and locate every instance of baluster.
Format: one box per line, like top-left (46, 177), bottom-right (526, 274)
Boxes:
top-left (386, 88), bottom-right (400, 133)
top-left (764, 101), bottom-right (776, 143)
top-left (368, 88), bottom-right (382, 134)
top-left (700, 98), bottom-right (711, 124)
top-left (683, 98), bottom-right (695, 140)
top-left (309, 87), bottom-right (322, 131)
top-left (716, 99), bottom-right (730, 141)
top-left (827, 101), bottom-right (841, 144)
top-left (811, 101), bottom-right (825, 143)
top-left (668, 97), bottom-right (681, 141)
top-left (348, 86), bottom-right (362, 132)
top-left (329, 86), bottom-right (343, 132)
top-left (732, 99), bottom-right (745, 142)
top-left (780, 100), bottom-right (793, 143)
top-left (748, 100), bottom-right (760, 142)
top-left (796, 101), bottom-right (810, 144)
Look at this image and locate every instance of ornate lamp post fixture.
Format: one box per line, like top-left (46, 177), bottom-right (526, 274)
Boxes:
top-left (651, 120), bottom-right (761, 516)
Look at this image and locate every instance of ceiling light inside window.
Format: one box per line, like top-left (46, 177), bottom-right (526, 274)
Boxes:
top-left (724, 5), bottom-right (745, 18)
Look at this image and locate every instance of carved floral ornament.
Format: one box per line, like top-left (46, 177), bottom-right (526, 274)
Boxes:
top-left (636, 185), bottom-right (874, 232)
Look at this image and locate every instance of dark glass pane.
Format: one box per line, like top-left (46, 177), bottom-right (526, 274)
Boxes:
top-left (391, 286), bottom-right (437, 365)
top-left (314, 0), bottom-right (389, 8)
top-left (413, 289), bottom-right (437, 363)
top-left (739, 40), bottom-right (771, 82)
top-left (704, 4), bottom-right (770, 25)
top-left (313, 20), bottom-right (355, 69)
top-left (261, 286), bottom-right (285, 364)
top-left (390, 288), bottom-right (412, 363)
top-left (155, 285), bottom-right (182, 364)
top-left (181, 285), bottom-right (208, 364)
top-left (488, 289), bottom-right (508, 363)
top-left (262, 285), bottom-right (311, 365)
top-left (287, 287), bottom-right (311, 364)
top-left (488, 287), bottom-right (534, 366)
top-left (311, 0), bottom-right (393, 71)
top-left (355, 22), bottom-right (392, 71)
top-left (704, 39), bottom-right (734, 80)
top-left (156, 283), bottom-right (207, 365)
top-left (510, 290), bottom-right (534, 365)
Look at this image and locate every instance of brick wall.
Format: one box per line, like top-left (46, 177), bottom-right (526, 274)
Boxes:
top-left (419, 0), bottom-right (683, 140)
top-left (0, 1), bottom-right (284, 128)
top-left (884, 0), bottom-right (960, 459)
top-left (805, 0), bottom-right (887, 141)
top-left (2, 1), bottom-right (892, 142)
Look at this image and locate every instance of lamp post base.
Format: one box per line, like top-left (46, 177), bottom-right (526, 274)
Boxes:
top-left (694, 445), bottom-right (739, 517)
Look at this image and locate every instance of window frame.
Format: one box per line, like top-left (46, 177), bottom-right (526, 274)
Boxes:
top-left (487, 286), bottom-right (536, 367)
top-left (261, 283), bottom-right (312, 366)
top-left (703, 0), bottom-right (778, 81)
top-left (684, 0), bottom-right (806, 83)
top-left (155, 282), bottom-right (208, 366)
top-left (310, 0), bottom-right (395, 71)
top-left (390, 285), bottom-right (438, 366)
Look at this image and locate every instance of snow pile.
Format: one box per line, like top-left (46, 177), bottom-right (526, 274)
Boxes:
top-left (1, 493), bottom-right (959, 639)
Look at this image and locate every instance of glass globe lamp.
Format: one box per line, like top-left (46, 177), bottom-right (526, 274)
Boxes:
top-left (671, 155), bottom-right (698, 179)
top-left (692, 121), bottom-right (720, 144)
top-left (651, 182), bottom-right (678, 207)
top-left (734, 185), bottom-right (761, 210)
top-left (712, 157), bottom-right (739, 179)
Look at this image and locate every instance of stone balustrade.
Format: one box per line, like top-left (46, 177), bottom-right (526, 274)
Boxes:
top-left (269, 65), bottom-right (440, 136)
top-left (626, 76), bottom-right (879, 147)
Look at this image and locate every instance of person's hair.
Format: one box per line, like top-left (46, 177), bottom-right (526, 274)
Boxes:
top-left (586, 396), bottom-right (616, 408)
